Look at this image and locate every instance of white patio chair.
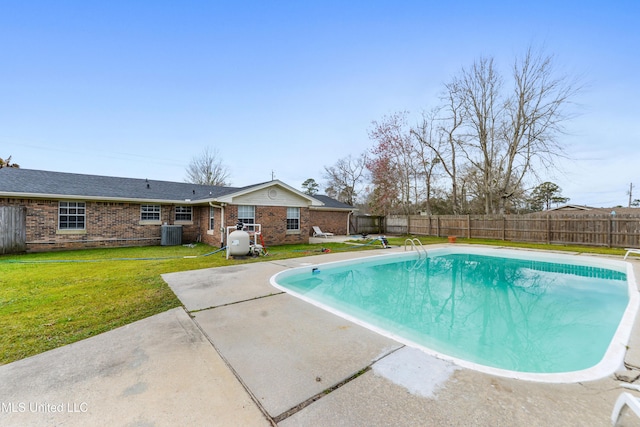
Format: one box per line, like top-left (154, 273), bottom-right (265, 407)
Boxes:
top-left (611, 392), bottom-right (640, 425)
top-left (624, 248), bottom-right (640, 260)
top-left (312, 226), bottom-right (334, 238)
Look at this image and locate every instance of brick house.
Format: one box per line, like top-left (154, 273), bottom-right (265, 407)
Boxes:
top-left (0, 168), bottom-right (355, 252)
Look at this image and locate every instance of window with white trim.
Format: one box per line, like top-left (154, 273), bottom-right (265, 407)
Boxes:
top-left (237, 205), bottom-right (256, 231)
top-left (286, 207), bottom-right (300, 231)
top-left (59, 201), bottom-right (86, 230)
top-left (141, 205), bottom-right (161, 221)
top-left (175, 206), bottom-right (192, 221)
top-left (209, 206), bottom-right (215, 230)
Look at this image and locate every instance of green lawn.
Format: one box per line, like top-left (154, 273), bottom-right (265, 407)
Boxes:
top-left (0, 238), bottom-right (632, 365)
top-left (0, 242), bottom-right (381, 365)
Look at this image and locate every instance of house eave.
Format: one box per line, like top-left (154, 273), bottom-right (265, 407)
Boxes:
top-left (310, 206), bottom-right (357, 212)
top-left (0, 192), bottom-right (216, 205)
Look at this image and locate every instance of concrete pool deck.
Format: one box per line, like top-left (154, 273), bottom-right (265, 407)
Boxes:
top-left (3, 244), bottom-right (640, 426)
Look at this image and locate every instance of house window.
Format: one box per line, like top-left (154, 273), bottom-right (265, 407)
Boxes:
top-left (175, 206), bottom-right (192, 222)
top-left (59, 201), bottom-right (86, 230)
top-left (141, 205), bottom-right (161, 221)
top-left (209, 206), bottom-right (215, 230)
top-left (237, 205), bottom-right (256, 231)
top-left (286, 207), bottom-right (300, 231)
top-left (237, 205), bottom-right (255, 225)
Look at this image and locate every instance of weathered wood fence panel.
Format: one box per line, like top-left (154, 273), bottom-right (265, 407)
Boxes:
top-left (384, 214), bottom-right (640, 249)
top-left (384, 215), bottom-right (408, 234)
top-left (353, 215), bottom-right (385, 235)
top-left (0, 206), bottom-right (27, 254)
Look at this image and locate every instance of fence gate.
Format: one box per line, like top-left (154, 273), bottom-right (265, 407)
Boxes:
top-left (0, 206), bottom-right (26, 254)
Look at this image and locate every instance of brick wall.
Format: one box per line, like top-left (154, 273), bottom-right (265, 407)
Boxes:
top-left (309, 210), bottom-right (350, 236)
top-left (224, 205), bottom-right (309, 246)
top-left (0, 198), bottom-right (349, 251)
top-left (0, 198), bottom-right (202, 252)
top-left (197, 205), bottom-right (224, 247)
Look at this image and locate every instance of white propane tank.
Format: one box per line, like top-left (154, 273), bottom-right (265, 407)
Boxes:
top-left (228, 229), bottom-right (250, 257)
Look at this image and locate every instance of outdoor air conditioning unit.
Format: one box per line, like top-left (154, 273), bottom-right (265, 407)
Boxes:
top-left (161, 225), bottom-right (183, 246)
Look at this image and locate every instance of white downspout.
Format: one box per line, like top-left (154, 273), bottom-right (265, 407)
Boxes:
top-left (347, 210), bottom-right (354, 236)
top-left (209, 202), bottom-right (226, 246)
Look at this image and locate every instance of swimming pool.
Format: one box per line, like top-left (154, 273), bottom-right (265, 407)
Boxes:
top-left (270, 246), bottom-right (639, 382)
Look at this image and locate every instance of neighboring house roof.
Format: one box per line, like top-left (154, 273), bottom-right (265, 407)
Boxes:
top-left (547, 204), bottom-right (595, 211)
top-left (533, 204), bottom-right (640, 216)
top-left (0, 168), bottom-right (349, 209)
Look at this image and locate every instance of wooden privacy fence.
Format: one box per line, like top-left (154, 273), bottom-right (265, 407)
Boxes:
top-left (0, 206), bottom-right (26, 254)
top-left (352, 215), bottom-right (385, 235)
top-left (384, 214), bottom-right (640, 248)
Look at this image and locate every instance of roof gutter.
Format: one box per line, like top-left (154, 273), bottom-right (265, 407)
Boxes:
top-left (0, 192), bottom-right (215, 205)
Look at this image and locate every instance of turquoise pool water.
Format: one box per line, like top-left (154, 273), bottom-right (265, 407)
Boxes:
top-left (272, 249), bottom-right (634, 377)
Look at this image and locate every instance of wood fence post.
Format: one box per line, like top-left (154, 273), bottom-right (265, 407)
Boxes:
top-left (608, 217), bottom-right (613, 248)
top-left (502, 216), bottom-right (506, 241)
top-left (546, 216), bottom-right (550, 244)
top-left (467, 215), bottom-right (471, 238)
top-left (437, 216), bottom-right (440, 237)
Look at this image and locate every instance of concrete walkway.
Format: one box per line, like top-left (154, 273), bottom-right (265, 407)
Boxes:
top-left (3, 246), bottom-right (640, 426)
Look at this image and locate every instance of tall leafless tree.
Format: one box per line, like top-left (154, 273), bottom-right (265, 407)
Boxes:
top-left (445, 48), bottom-right (580, 214)
top-left (323, 153), bottom-right (368, 206)
top-left (185, 147), bottom-right (230, 186)
top-left (412, 90), bottom-right (465, 213)
top-left (498, 47), bottom-right (580, 211)
top-left (453, 56), bottom-right (503, 214)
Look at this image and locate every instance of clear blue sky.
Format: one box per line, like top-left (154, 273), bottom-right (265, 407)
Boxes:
top-left (1, 1), bottom-right (638, 207)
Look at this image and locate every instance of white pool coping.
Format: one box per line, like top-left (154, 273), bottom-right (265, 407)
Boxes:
top-left (270, 246), bottom-right (640, 384)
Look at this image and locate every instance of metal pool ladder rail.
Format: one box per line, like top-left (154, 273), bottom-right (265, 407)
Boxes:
top-left (404, 238), bottom-right (428, 270)
top-left (405, 238), bottom-right (428, 258)
top-left (404, 238), bottom-right (427, 256)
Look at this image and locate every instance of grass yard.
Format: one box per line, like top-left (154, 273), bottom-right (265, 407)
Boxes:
top-left (0, 241), bottom-right (380, 365)
top-left (0, 237), bottom-right (632, 365)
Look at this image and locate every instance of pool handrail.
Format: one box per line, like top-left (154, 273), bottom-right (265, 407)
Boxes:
top-left (404, 238), bottom-right (427, 259)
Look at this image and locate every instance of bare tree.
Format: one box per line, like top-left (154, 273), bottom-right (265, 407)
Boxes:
top-left (412, 91), bottom-right (465, 214)
top-left (445, 48), bottom-right (580, 214)
top-left (412, 130), bottom-right (440, 214)
top-left (498, 47), bottom-right (580, 211)
top-left (185, 147), bottom-right (230, 186)
top-left (453, 56), bottom-right (503, 214)
top-left (323, 153), bottom-right (368, 206)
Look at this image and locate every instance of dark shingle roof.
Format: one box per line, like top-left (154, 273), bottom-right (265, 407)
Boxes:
top-left (310, 194), bottom-right (355, 210)
top-left (0, 168), bottom-right (240, 202)
top-left (0, 169), bottom-right (354, 210)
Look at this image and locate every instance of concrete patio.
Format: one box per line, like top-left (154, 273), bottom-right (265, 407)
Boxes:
top-left (2, 245), bottom-right (640, 426)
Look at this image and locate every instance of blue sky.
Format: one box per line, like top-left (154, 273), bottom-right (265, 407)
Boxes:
top-left (1, 1), bottom-right (638, 207)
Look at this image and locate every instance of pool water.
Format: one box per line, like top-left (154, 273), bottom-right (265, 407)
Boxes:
top-left (272, 249), bottom-right (634, 377)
